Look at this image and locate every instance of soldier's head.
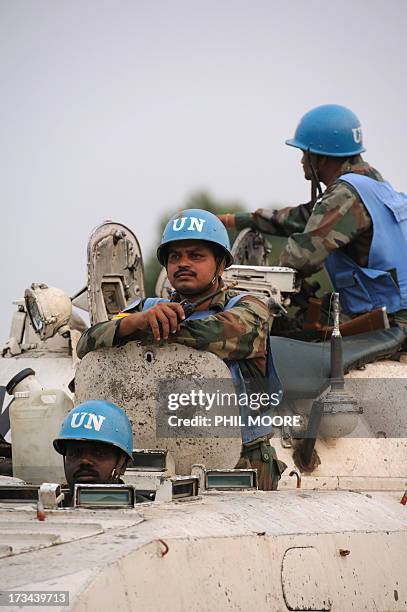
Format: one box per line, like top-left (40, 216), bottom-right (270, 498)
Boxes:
top-left (286, 104), bottom-right (365, 186)
top-left (53, 400), bottom-right (133, 491)
top-left (157, 210), bottom-right (233, 296)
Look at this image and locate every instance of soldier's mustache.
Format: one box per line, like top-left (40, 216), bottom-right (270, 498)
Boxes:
top-left (174, 269), bottom-right (196, 278)
top-left (74, 468), bottom-right (98, 478)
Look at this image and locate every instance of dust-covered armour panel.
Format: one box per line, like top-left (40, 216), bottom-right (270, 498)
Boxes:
top-left (75, 343), bottom-right (242, 474)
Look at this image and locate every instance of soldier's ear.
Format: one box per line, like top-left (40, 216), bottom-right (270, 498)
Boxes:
top-left (217, 257), bottom-right (226, 276)
top-left (117, 453), bottom-right (128, 476)
top-left (315, 155), bottom-right (327, 169)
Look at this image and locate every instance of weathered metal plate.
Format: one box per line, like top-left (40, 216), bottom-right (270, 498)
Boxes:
top-left (231, 228), bottom-right (271, 266)
top-left (223, 264), bottom-right (297, 294)
top-left (75, 343), bottom-right (242, 475)
top-left (87, 222), bottom-right (145, 325)
top-left (0, 491), bottom-right (406, 611)
top-left (281, 547), bottom-right (332, 610)
top-left (154, 266), bottom-right (173, 298)
top-left (0, 507), bottom-right (142, 556)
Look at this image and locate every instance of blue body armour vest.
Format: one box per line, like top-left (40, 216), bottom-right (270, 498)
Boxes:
top-left (124, 295), bottom-right (282, 444)
top-left (325, 173), bottom-right (407, 315)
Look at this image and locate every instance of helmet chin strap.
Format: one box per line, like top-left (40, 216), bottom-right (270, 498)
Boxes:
top-left (171, 256), bottom-right (226, 298)
top-left (307, 151), bottom-right (324, 204)
top-left (201, 256), bottom-right (224, 293)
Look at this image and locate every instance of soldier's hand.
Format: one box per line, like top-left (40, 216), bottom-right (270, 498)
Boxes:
top-left (119, 303), bottom-right (185, 341)
top-left (144, 302), bottom-right (185, 341)
top-left (218, 213), bottom-right (236, 229)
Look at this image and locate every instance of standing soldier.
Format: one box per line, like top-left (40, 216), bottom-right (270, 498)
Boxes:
top-left (219, 104), bottom-right (407, 328)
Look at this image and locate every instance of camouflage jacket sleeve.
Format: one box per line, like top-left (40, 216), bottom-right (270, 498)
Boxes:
top-left (278, 181), bottom-right (372, 276)
top-left (235, 202), bottom-right (314, 236)
top-left (76, 319), bottom-right (122, 360)
top-left (76, 295), bottom-right (269, 374)
top-left (167, 294), bottom-right (269, 373)
top-left (76, 299), bottom-right (145, 359)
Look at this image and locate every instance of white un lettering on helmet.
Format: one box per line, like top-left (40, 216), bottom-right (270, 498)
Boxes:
top-left (71, 412), bottom-right (106, 432)
top-left (172, 217), bottom-right (206, 232)
top-left (352, 127), bottom-right (362, 144)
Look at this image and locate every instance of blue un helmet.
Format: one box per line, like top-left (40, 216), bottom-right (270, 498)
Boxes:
top-left (53, 400), bottom-right (133, 460)
top-left (157, 209), bottom-right (233, 268)
top-left (286, 104), bottom-right (366, 157)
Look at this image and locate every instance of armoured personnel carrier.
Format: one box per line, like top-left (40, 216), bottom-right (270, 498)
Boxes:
top-left (0, 223), bottom-right (406, 611)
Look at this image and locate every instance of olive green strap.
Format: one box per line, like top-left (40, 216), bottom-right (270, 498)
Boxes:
top-left (240, 442), bottom-right (287, 491)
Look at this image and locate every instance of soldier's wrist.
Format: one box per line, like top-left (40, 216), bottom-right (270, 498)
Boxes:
top-left (118, 313), bottom-right (145, 337)
top-left (235, 212), bottom-right (256, 230)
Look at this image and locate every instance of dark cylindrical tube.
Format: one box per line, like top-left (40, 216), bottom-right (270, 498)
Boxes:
top-left (300, 399), bottom-right (324, 468)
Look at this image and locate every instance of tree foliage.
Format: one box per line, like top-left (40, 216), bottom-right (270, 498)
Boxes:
top-left (143, 190), bottom-right (246, 296)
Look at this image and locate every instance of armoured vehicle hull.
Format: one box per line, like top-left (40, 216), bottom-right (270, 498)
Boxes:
top-left (1, 223), bottom-right (406, 611)
top-left (0, 489), bottom-right (406, 611)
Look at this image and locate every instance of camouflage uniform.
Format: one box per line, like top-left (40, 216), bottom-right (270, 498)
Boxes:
top-left (76, 286), bottom-right (287, 490)
top-left (234, 155), bottom-right (407, 327)
top-left (76, 286), bottom-right (270, 375)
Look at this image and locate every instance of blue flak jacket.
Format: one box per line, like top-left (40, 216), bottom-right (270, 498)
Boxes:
top-left (325, 173), bottom-right (407, 315)
top-left (124, 294), bottom-right (282, 444)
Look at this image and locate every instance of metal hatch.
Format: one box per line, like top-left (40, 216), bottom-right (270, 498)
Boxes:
top-left (0, 505), bottom-right (142, 557)
top-left (87, 222), bottom-right (145, 325)
top-left (230, 228), bottom-right (270, 266)
top-left (281, 547), bottom-right (332, 611)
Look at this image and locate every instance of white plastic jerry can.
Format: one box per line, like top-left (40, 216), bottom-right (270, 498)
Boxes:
top-left (8, 369), bottom-right (73, 484)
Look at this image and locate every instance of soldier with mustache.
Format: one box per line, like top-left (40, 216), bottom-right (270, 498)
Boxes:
top-left (76, 210), bottom-right (286, 490)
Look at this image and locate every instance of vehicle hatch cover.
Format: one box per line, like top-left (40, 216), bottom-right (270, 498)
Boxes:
top-left (231, 228), bottom-right (270, 265)
top-left (87, 222), bottom-right (145, 325)
top-left (281, 547), bottom-right (332, 610)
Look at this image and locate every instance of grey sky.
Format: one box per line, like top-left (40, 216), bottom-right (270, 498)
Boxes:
top-left (1, 0), bottom-right (407, 343)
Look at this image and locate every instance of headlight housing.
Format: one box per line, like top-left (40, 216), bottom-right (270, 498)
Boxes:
top-left (24, 283), bottom-right (72, 341)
